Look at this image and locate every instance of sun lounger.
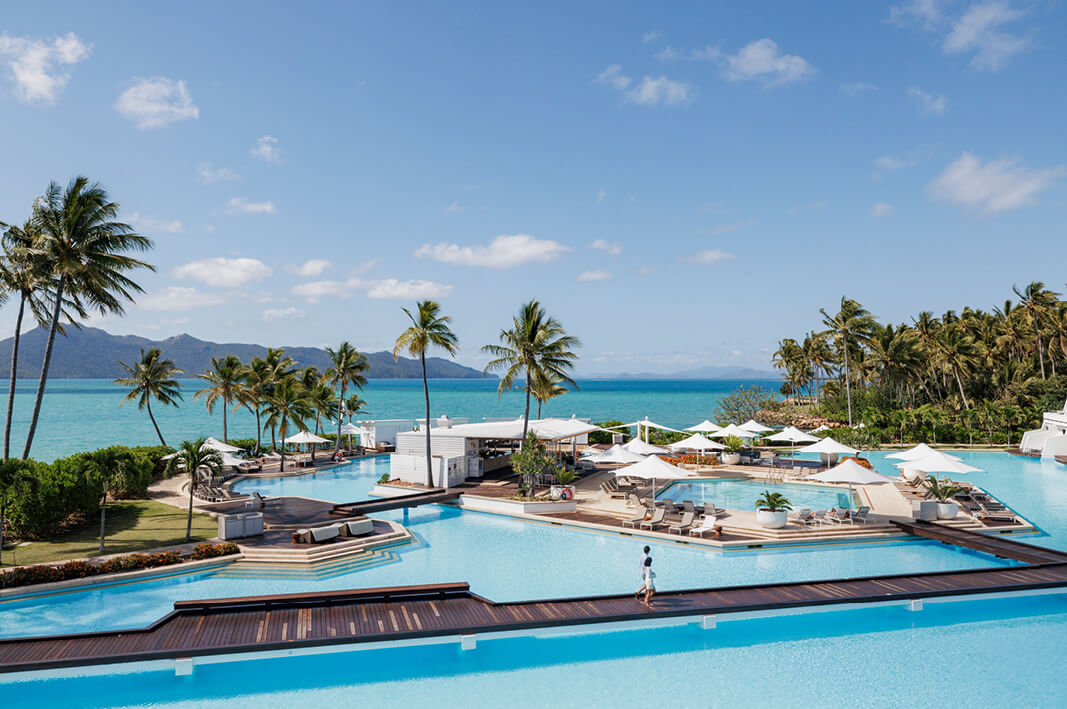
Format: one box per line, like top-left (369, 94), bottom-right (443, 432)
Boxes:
top-left (820, 509), bottom-right (853, 525)
top-left (309, 525), bottom-right (340, 543)
top-left (338, 518), bottom-right (374, 537)
top-left (622, 507), bottom-right (650, 528)
top-left (660, 500), bottom-right (681, 515)
top-left (805, 509), bottom-right (827, 525)
top-left (978, 511), bottom-right (1017, 525)
top-left (252, 491), bottom-right (282, 508)
top-left (790, 508), bottom-right (813, 524)
top-left (851, 506), bottom-right (874, 524)
top-left (682, 500), bottom-right (697, 515)
top-left (668, 511), bottom-right (695, 535)
top-left (639, 508), bottom-right (668, 530)
top-left (689, 519), bottom-right (722, 537)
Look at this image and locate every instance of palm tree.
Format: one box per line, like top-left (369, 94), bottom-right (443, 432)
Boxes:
top-left (325, 342), bottom-right (369, 461)
top-left (165, 438), bottom-right (223, 542)
top-left (194, 355), bottom-right (244, 443)
top-left (263, 379), bottom-right (313, 472)
top-left (934, 326), bottom-right (979, 409)
top-left (346, 394), bottom-right (367, 422)
top-left (21, 177), bottom-right (154, 460)
top-left (1013, 281), bottom-right (1059, 380)
top-left (88, 447), bottom-right (125, 554)
top-left (394, 302), bottom-right (458, 487)
top-left (820, 297), bottom-right (876, 426)
top-left (307, 383), bottom-right (338, 435)
top-left (530, 368), bottom-right (568, 418)
top-left (237, 356), bottom-right (272, 454)
top-left (261, 348), bottom-right (296, 451)
top-left (114, 347), bottom-right (183, 446)
top-left (482, 300), bottom-right (581, 446)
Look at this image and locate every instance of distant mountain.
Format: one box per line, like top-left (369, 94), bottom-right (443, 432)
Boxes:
top-left (0, 327), bottom-right (492, 380)
top-left (585, 365), bottom-right (781, 380)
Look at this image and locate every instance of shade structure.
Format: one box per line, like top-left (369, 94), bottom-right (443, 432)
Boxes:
top-left (284, 430), bottom-right (330, 445)
top-left (894, 451), bottom-right (982, 475)
top-left (809, 424), bottom-right (832, 434)
top-left (203, 437), bottom-right (241, 453)
top-left (609, 417), bottom-right (683, 442)
top-left (708, 424), bottom-right (758, 439)
top-left (797, 437), bottom-right (858, 455)
top-left (685, 420), bottom-right (722, 433)
top-left (614, 454), bottom-right (690, 481)
top-left (586, 444), bottom-right (646, 465)
top-left (622, 438), bottom-right (669, 456)
top-left (810, 459), bottom-right (895, 485)
top-left (765, 426), bottom-right (819, 444)
top-left (884, 443), bottom-right (959, 462)
top-left (667, 433), bottom-right (726, 453)
top-left (338, 422), bottom-right (361, 435)
top-left (740, 419), bottom-right (773, 434)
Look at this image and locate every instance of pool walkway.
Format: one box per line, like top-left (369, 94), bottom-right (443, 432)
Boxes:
top-left (4, 559), bottom-right (1067, 673)
top-left (892, 520), bottom-right (1067, 564)
top-left (330, 489), bottom-right (462, 517)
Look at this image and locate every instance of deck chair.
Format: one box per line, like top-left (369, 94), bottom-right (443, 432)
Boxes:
top-left (805, 510), bottom-right (827, 526)
top-left (682, 500), bottom-right (697, 515)
top-left (851, 506), bottom-right (874, 524)
top-left (622, 506), bottom-right (650, 528)
top-left (639, 508), bottom-right (667, 531)
top-left (689, 518), bottom-right (721, 537)
top-left (252, 491), bottom-right (282, 508)
top-left (790, 508), bottom-right (813, 524)
top-left (668, 511), bottom-right (695, 535)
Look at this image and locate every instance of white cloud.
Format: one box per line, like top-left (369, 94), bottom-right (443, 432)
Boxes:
top-left (590, 238), bottom-right (622, 255)
top-left (876, 155), bottom-right (913, 170)
top-left (907, 86), bottom-right (946, 114)
top-left (654, 46), bottom-right (681, 61)
top-left (724, 39), bottom-right (816, 86)
top-left (641, 31), bottom-right (662, 44)
top-left (196, 162), bottom-right (239, 183)
top-left (655, 45), bottom-right (721, 62)
top-left (690, 249), bottom-right (736, 265)
top-left (577, 270), bottom-right (612, 282)
top-left (0, 32), bottom-right (91, 103)
top-left (285, 259), bottom-right (331, 277)
top-left (596, 189), bottom-right (607, 204)
top-left (596, 65), bottom-right (690, 105)
top-left (291, 276), bottom-right (452, 302)
top-left (928, 152), bottom-right (1066, 214)
top-left (251, 135), bottom-right (281, 163)
top-left (870, 202), bottom-right (895, 218)
top-left (263, 307), bottom-right (306, 320)
top-left (115, 77), bottom-right (198, 129)
top-left (173, 257), bottom-right (273, 287)
top-left (226, 197), bottom-right (277, 214)
top-left (445, 201), bottom-right (466, 213)
top-left (944, 1), bottom-right (1029, 70)
top-left (128, 212), bottom-right (183, 234)
top-left (139, 286), bottom-right (225, 311)
top-left (415, 234), bottom-right (571, 269)
top-left (889, 0), bottom-right (944, 29)
top-left (840, 81), bottom-right (878, 96)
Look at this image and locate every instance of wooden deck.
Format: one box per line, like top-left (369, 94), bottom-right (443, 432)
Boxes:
top-left (330, 489), bottom-right (461, 516)
top-left (4, 562), bottom-right (1067, 673)
top-left (892, 520), bottom-right (1067, 564)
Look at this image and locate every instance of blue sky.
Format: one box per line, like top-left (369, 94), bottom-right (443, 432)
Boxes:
top-left (1, 1), bottom-right (1064, 374)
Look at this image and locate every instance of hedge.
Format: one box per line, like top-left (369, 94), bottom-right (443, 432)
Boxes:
top-left (0, 542), bottom-right (240, 589)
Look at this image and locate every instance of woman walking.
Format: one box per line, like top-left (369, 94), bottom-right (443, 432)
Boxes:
top-left (636, 556), bottom-right (656, 608)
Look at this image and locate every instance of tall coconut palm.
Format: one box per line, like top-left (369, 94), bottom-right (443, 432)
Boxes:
top-left (194, 355), bottom-right (244, 443)
top-left (261, 348), bottom-right (296, 451)
top-left (820, 297), bottom-right (876, 426)
top-left (20, 177), bottom-right (153, 460)
top-left (1013, 281), bottom-right (1060, 380)
top-left (237, 356), bottom-right (272, 454)
top-left (263, 379), bottom-right (313, 472)
top-left (394, 302), bottom-right (458, 487)
top-left (530, 368), bottom-right (569, 418)
top-left (935, 327), bottom-right (979, 409)
top-left (346, 393), bottom-right (367, 422)
top-left (165, 437), bottom-right (223, 542)
top-left (482, 300), bottom-right (581, 446)
top-left (324, 342), bottom-right (369, 460)
top-left (307, 383), bottom-right (338, 435)
top-left (115, 347), bottom-right (183, 446)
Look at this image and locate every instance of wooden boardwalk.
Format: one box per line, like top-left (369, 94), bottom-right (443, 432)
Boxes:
top-left (330, 489), bottom-right (461, 517)
top-left (4, 562), bottom-right (1067, 673)
top-left (892, 520), bottom-right (1067, 564)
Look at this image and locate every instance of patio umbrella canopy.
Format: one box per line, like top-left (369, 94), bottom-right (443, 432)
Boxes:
top-left (203, 437), bottom-right (241, 453)
top-left (895, 451), bottom-right (982, 475)
top-left (885, 443), bottom-right (958, 462)
top-left (685, 420), bottom-right (722, 433)
top-left (797, 436), bottom-right (858, 455)
top-left (810, 459), bottom-right (895, 510)
top-left (708, 424), bottom-right (758, 439)
top-left (740, 419), bottom-right (773, 434)
top-left (284, 431), bottom-right (331, 444)
top-left (338, 423), bottom-right (361, 435)
top-left (622, 438), bottom-right (669, 456)
top-left (586, 444), bottom-right (646, 465)
top-left (667, 433), bottom-right (726, 452)
top-left (765, 426), bottom-right (819, 444)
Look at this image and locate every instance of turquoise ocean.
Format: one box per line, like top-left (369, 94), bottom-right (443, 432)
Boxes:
top-left (0, 378), bottom-right (778, 462)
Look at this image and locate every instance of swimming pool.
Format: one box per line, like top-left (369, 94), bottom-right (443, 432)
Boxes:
top-left (659, 477), bottom-right (854, 511)
top-left (4, 591), bottom-right (1066, 707)
top-left (231, 455), bottom-right (389, 502)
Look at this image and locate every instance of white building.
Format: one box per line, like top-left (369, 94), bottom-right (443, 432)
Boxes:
top-left (356, 416), bottom-right (469, 450)
top-left (1020, 398), bottom-right (1067, 458)
top-left (390, 416), bottom-right (597, 487)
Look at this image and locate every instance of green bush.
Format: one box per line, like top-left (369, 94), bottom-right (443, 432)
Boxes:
top-left (589, 420), bottom-right (623, 445)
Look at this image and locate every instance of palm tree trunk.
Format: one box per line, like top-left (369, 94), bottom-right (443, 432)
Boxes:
top-left (146, 398), bottom-right (167, 447)
top-left (22, 276), bottom-right (65, 460)
top-left (843, 333), bottom-right (853, 426)
top-left (334, 383), bottom-right (345, 460)
top-left (4, 294), bottom-right (26, 460)
top-left (421, 352), bottom-right (433, 488)
top-left (98, 482), bottom-right (108, 555)
top-left (953, 367), bottom-right (970, 409)
top-left (255, 409), bottom-right (262, 454)
top-left (222, 399), bottom-right (228, 443)
top-left (521, 368), bottom-right (532, 444)
top-left (185, 470), bottom-right (194, 542)
top-left (1038, 333), bottom-right (1046, 380)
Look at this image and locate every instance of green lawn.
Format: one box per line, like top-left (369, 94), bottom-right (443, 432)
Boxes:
top-left (0, 499), bottom-right (217, 568)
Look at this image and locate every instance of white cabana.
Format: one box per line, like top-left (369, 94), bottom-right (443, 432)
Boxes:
top-left (623, 438), bottom-right (669, 456)
top-left (810, 459), bottom-right (895, 510)
top-left (797, 436), bottom-right (858, 467)
top-left (203, 437), bottom-right (241, 453)
top-left (765, 426), bottom-right (820, 464)
top-left (685, 420), bottom-right (722, 433)
top-left (708, 424), bottom-right (758, 440)
top-left (284, 431), bottom-right (330, 445)
top-left (610, 417), bottom-right (684, 442)
top-left (885, 443), bottom-right (959, 462)
top-left (895, 451), bottom-right (983, 477)
top-left (740, 419), bottom-right (773, 434)
top-left (614, 454), bottom-right (691, 491)
top-left (667, 433), bottom-right (726, 453)
top-left (585, 444), bottom-right (646, 465)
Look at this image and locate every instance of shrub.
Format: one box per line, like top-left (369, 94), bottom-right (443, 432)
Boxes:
top-left (589, 420), bottom-right (624, 445)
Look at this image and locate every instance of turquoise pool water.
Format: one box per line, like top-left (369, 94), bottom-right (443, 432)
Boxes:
top-left (232, 455), bottom-right (390, 502)
top-left (4, 591), bottom-right (1066, 708)
top-left (660, 477), bottom-right (854, 511)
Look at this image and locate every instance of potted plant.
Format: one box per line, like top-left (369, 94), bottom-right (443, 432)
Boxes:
top-left (922, 477), bottom-right (965, 519)
top-left (721, 435), bottom-right (744, 465)
top-left (755, 490), bottom-right (792, 529)
top-left (552, 467), bottom-right (579, 500)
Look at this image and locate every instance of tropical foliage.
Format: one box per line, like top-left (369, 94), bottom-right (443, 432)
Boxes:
top-left (165, 438), bottom-right (223, 542)
top-left (755, 490), bottom-right (792, 512)
top-left (115, 347), bottom-right (183, 446)
top-left (510, 432), bottom-right (563, 498)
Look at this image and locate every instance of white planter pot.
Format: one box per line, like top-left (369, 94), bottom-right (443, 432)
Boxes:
top-left (756, 508), bottom-right (788, 529)
top-left (936, 501), bottom-right (959, 520)
top-left (721, 453), bottom-right (741, 465)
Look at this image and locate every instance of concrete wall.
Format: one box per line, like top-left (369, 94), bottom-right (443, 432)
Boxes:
top-left (388, 453), bottom-right (467, 487)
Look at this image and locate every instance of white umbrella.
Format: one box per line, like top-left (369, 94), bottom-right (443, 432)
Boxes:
top-left (810, 459), bottom-right (895, 510)
top-left (667, 433), bottom-right (726, 453)
top-left (708, 424), bottom-right (758, 439)
top-left (894, 451), bottom-right (982, 476)
top-left (885, 443), bottom-right (960, 462)
top-left (765, 426), bottom-right (819, 465)
top-left (740, 419), bottom-right (773, 434)
top-left (614, 453), bottom-right (691, 494)
top-left (338, 422), bottom-right (361, 435)
top-left (284, 430), bottom-right (330, 444)
top-left (587, 444), bottom-right (646, 465)
top-left (685, 419), bottom-right (722, 433)
top-left (809, 424), bottom-right (832, 434)
top-left (203, 437), bottom-right (241, 453)
top-left (623, 438), bottom-right (669, 456)
top-left (797, 436), bottom-right (858, 467)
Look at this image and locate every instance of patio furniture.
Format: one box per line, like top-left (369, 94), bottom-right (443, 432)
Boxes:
top-left (668, 511), bottom-right (695, 535)
top-left (622, 507), bottom-right (650, 528)
top-left (639, 508), bottom-right (668, 531)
